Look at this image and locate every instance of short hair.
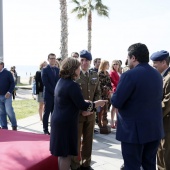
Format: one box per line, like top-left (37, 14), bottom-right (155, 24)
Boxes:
top-left (0, 61), bottom-right (4, 68)
top-left (10, 66), bottom-right (14, 71)
top-left (164, 56), bottom-right (170, 65)
top-left (99, 60), bottom-right (109, 72)
top-left (93, 58), bottom-right (101, 66)
top-left (128, 43), bottom-right (149, 63)
top-left (60, 57), bottom-right (80, 79)
top-left (125, 59), bottom-right (128, 66)
top-left (71, 52), bottom-right (79, 58)
top-left (48, 53), bottom-right (56, 59)
top-left (119, 60), bottom-right (122, 65)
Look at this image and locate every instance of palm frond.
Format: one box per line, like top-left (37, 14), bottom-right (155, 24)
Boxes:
top-left (95, 1), bottom-right (109, 17)
top-left (73, 6), bottom-right (88, 19)
top-left (70, 0), bottom-right (80, 6)
top-left (71, 7), bottom-right (80, 13)
top-left (77, 12), bottom-right (86, 19)
top-left (97, 9), bottom-right (109, 17)
top-left (90, 4), bottom-right (95, 11)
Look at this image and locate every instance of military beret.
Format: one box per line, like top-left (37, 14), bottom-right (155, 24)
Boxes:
top-left (150, 50), bottom-right (169, 61)
top-left (80, 50), bottom-right (92, 61)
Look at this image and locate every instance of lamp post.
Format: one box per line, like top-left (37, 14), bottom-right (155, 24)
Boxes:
top-left (0, 0), bottom-right (3, 62)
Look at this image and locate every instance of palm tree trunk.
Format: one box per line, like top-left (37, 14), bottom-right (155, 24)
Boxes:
top-left (88, 11), bottom-right (92, 52)
top-left (0, 0), bottom-right (3, 61)
top-left (59, 0), bottom-right (68, 60)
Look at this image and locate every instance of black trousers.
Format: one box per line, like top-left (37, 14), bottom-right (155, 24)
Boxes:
top-left (43, 99), bottom-right (54, 132)
top-left (121, 140), bottom-right (160, 170)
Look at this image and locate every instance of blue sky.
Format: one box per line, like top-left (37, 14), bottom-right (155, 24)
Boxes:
top-left (3, 0), bottom-right (170, 66)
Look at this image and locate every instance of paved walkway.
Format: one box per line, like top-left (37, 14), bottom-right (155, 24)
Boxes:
top-left (11, 88), bottom-right (123, 170)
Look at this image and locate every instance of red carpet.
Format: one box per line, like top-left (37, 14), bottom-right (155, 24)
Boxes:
top-left (0, 129), bottom-right (58, 170)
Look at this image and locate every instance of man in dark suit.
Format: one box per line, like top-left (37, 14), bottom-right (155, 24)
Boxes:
top-left (150, 50), bottom-right (170, 170)
top-left (90, 58), bottom-right (101, 73)
top-left (111, 43), bottom-right (164, 170)
top-left (41, 53), bottom-right (59, 135)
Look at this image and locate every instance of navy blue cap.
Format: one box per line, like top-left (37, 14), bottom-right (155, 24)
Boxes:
top-left (150, 50), bottom-right (169, 61)
top-left (80, 50), bottom-right (92, 61)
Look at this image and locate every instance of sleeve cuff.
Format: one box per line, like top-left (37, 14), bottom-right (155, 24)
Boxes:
top-left (87, 102), bottom-right (95, 112)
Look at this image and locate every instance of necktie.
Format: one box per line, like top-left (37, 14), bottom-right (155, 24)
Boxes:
top-left (85, 72), bottom-right (88, 77)
top-left (52, 68), bottom-right (56, 76)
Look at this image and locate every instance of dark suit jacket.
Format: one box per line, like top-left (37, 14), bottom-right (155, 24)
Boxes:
top-left (41, 65), bottom-right (59, 101)
top-left (111, 63), bottom-right (164, 144)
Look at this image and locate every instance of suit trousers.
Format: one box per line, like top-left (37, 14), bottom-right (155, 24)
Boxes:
top-left (121, 140), bottom-right (160, 170)
top-left (71, 114), bottom-right (95, 169)
top-left (43, 99), bottom-right (54, 132)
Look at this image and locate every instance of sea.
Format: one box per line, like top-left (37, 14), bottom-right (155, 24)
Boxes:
top-left (6, 65), bottom-right (38, 78)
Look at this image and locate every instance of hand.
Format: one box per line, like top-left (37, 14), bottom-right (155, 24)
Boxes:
top-left (94, 100), bottom-right (108, 108)
top-left (108, 91), bottom-right (113, 99)
top-left (82, 111), bottom-right (93, 116)
top-left (85, 100), bottom-right (92, 103)
top-left (5, 92), bottom-right (11, 99)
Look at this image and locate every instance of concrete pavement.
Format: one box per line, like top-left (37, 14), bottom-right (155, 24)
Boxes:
top-left (12, 114), bottom-right (123, 170)
top-left (11, 88), bottom-right (123, 170)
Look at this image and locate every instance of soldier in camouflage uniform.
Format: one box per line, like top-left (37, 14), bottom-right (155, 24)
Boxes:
top-left (71, 50), bottom-right (101, 170)
top-left (150, 50), bottom-right (170, 170)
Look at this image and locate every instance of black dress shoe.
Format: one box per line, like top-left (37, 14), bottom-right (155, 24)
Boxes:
top-left (81, 166), bottom-right (94, 170)
top-left (44, 131), bottom-right (50, 135)
top-left (12, 126), bottom-right (17, 131)
top-left (94, 129), bottom-right (99, 134)
top-left (120, 164), bottom-right (124, 170)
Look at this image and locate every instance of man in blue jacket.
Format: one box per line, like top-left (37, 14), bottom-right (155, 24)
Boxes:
top-left (41, 54), bottom-right (59, 135)
top-left (0, 61), bottom-right (17, 130)
top-left (111, 43), bottom-right (164, 170)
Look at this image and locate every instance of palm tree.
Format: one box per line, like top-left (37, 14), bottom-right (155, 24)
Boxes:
top-left (71, 0), bottom-right (109, 52)
top-left (59, 0), bottom-right (68, 60)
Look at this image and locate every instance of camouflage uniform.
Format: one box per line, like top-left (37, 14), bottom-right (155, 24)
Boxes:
top-left (157, 71), bottom-right (170, 170)
top-left (71, 70), bottom-right (101, 169)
